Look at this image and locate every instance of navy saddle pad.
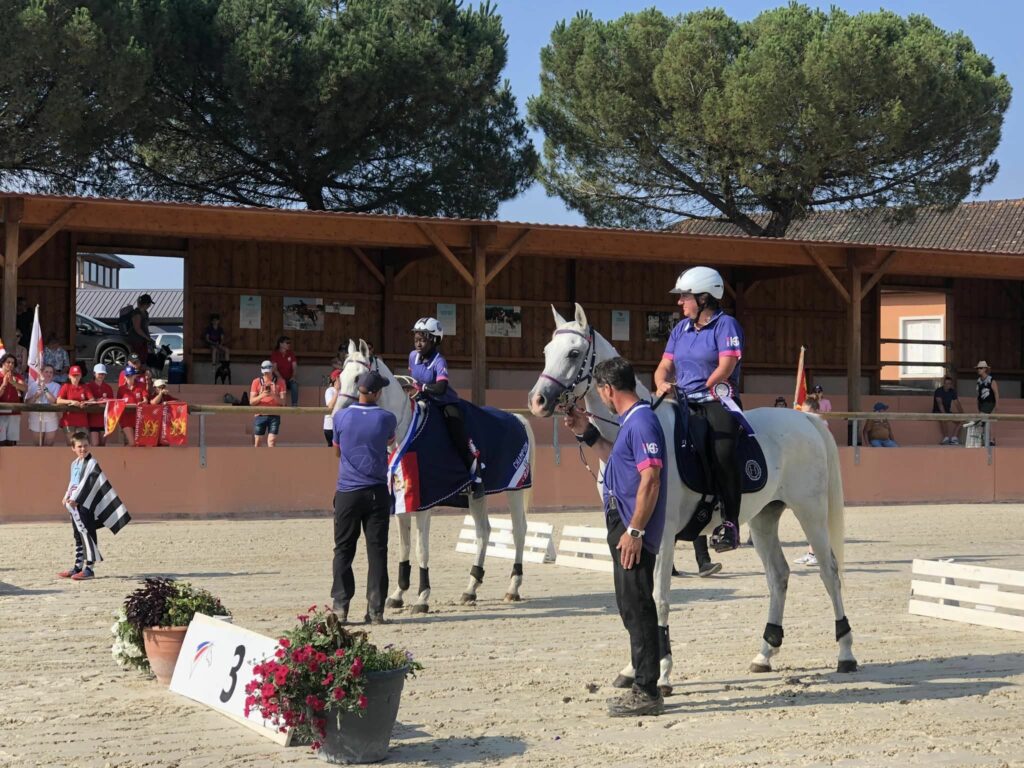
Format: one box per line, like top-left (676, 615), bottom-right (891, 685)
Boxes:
top-left (670, 401), bottom-right (768, 497)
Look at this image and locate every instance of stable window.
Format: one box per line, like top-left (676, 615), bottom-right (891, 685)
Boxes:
top-left (901, 317), bottom-right (944, 378)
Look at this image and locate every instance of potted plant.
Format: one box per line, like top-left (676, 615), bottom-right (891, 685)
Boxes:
top-left (246, 606), bottom-right (422, 764)
top-left (119, 577), bottom-right (230, 684)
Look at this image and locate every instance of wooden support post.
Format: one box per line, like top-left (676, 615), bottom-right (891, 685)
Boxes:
top-left (860, 249), bottom-right (898, 301)
top-left (2, 198), bottom-right (23, 347)
top-left (804, 246), bottom-right (851, 304)
top-left (17, 203), bottom-right (78, 267)
top-left (350, 246), bottom-right (385, 286)
top-left (847, 254), bottom-right (862, 412)
top-left (472, 228), bottom-right (487, 405)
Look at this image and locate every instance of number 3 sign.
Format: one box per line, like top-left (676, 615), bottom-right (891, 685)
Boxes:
top-left (169, 613), bottom-right (291, 745)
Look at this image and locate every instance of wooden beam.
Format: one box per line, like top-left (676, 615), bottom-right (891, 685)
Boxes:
top-left (471, 228), bottom-right (487, 405)
top-left (804, 246), bottom-right (850, 304)
top-left (847, 254), bottom-right (862, 412)
top-left (17, 203), bottom-right (78, 267)
top-left (722, 278), bottom-right (737, 301)
top-left (416, 222), bottom-right (474, 286)
top-left (859, 249), bottom-right (898, 300)
top-left (484, 228), bottom-right (532, 286)
top-left (2, 198), bottom-right (23, 348)
top-left (349, 245), bottom-right (385, 286)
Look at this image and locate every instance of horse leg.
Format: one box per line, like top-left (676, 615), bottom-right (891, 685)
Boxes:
top-left (652, 529), bottom-right (676, 695)
top-left (410, 511), bottom-right (432, 613)
top-left (747, 502), bottom-right (790, 673)
top-left (798, 507), bottom-right (858, 673)
top-left (462, 499), bottom-right (490, 604)
top-left (504, 490), bottom-right (527, 603)
top-left (385, 514), bottom-right (412, 609)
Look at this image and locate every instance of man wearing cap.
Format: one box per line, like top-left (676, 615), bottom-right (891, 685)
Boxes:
top-left (331, 370), bottom-right (397, 624)
top-left (251, 360), bottom-right (287, 447)
top-left (117, 365), bottom-right (149, 446)
top-left (118, 353), bottom-right (146, 388)
top-left (86, 364), bottom-right (114, 446)
top-left (128, 294), bottom-right (156, 361)
top-left (863, 402), bottom-right (898, 447)
top-left (57, 365), bottom-right (90, 444)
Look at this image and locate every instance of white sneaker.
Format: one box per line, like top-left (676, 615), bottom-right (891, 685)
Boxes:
top-left (793, 552), bottom-right (816, 565)
top-left (950, 437), bottom-right (960, 445)
top-left (941, 436), bottom-right (951, 445)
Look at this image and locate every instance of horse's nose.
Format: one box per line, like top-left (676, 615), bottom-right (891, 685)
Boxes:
top-left (529, 391), bottom-right (547, 414)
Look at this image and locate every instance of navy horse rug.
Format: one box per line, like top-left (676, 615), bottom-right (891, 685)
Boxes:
top-left (389, 400), bottom-right (532, 514)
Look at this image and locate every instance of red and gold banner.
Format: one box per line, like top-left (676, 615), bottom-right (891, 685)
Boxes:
top-left (135, 404), bottom-right (162, 447)
top-left (104, 399), bottom-right (126, 436)
top-left (162, 403), bottom-right (189, 446)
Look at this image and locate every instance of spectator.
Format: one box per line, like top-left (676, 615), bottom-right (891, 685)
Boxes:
top-left (44, 333), bottom-right (70, 384)
top-left (976, 361), bottom-right (999, 446)
top-left (0, 353), bottom-right (27, 445)
top-left (127, 294), bottom-right (156, 361)
top-left (117, 366), bottom-right (149, 446)
top-left (16, 296), bottom-right (33, 344)
top-left (85, 364), bottom-right (114, 447)
top-left (251, 360), bottom-right (286, 447)
top-left (13, 328), bottom-right (28, 377)
top-left (25, 364), bottom-right (61, 445)
top-left (149, 378), bottom-right (177, 405)
top-left (271, 335), bottom-right (299, 406)
top-left (773, 397), bottom-right (788, 408)
top-left (799, 397), bottom-right (821, 414)
top-left (57, 365), bottom-right (90, 444)
top-left (202, 313), bottom-right (231, 364)
top-left (811, 384), bottom-right (832, 413)
top-left (863, 402), bottom-right (898, 447)
top-left (324, 369), bottom-right (341, 447)
top-left (933, 375), bottom-right (964, 445)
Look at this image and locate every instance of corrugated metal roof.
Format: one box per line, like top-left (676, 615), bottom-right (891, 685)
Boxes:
top-left (76, 289), bottom-right (183, 322)
top-left (674, 200), bottom-right (1024, 254)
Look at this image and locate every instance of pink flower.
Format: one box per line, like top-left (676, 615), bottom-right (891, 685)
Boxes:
top-left (274, 669), bottom-right (288, 686)
top-left (308, 604), bottom-right (318, 613)
top-left (244, 695), bottom-right (256, 708)
top-left (305, 694), bottom-right (325, 712)
top-left (321, 673), bottom-right (334, 686)
top-left (334, 648), bottom-right (346, 658)
top-left (243, 704), bottom-right (251, 717)
top-left (350, 658), bottom-right (363, 678)
top-left (332, 687), bottom-right (347, 700)
top-left (274, 648), bottom-right (286, 659)
top-left (315, 652), bottom-right (328, 664)
top-left (358, 695), bottom-right (368, 710)
top-left (297, 614), bottom-right (309, 623)
top-left (279, 637), bottom-right (291, 648)
top-left (261, 683), bottom-right (276, 699)
top-left (311, 740), bottom-right (322, 751)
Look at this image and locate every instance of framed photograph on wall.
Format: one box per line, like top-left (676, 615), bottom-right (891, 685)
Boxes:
top-left (239, 295), bottom-right (261, 329)
top-left (283, 297), bottom-right (325, 331)
top-left (645, 311), bottom-right (680, 342)
top-left (436, 303), bottom-right (457, 336)
top-left (612, 310), bottom-right (630, 341)
top-left (485, 305), bottom-right (522, 338)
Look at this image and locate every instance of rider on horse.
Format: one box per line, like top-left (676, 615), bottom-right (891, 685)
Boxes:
top-left (409, 318), bottom-right (485, 500)
top-left (654, 266), bottom-right (745, 552)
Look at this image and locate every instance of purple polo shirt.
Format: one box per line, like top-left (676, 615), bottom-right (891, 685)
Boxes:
top-left (408, 350), bottom-right (458, 403)
top-left (663, 311), bottom-right (744, 400)
top-left (602, 402), bottom-right (667, 554)
top-left (332, 404), bottom-right (397, 492)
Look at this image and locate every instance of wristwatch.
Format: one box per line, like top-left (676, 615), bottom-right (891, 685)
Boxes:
top-left (627, 527), bottom-right (645, 539)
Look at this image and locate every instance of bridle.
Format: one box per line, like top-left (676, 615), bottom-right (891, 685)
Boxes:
top-left (337, 354), bottom-right (373, 402)
top-left (539, 326), bottom-right (597, 411)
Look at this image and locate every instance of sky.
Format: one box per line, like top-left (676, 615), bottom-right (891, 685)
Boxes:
top-left (119, 0), bottom-right (1024, 289)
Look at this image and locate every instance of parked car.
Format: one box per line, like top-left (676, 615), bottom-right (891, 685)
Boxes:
top-left (151, 332), bottom-right (183, 363)
top-left (74, 313), bottom-right (132, 368)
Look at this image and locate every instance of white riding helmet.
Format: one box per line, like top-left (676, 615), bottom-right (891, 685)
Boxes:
top-left (670, 266), bottom-right (725, 299)
top-left (412, 317), bottom-right (444, 341)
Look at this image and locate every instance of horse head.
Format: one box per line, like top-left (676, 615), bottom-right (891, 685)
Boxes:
top-left (334, 338), bottom-right (373, 413)
top-left (528, 302), bottom-right (596, 417)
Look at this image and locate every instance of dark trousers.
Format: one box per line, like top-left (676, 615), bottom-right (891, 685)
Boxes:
top-left (607, 515), bottom-right (660, 697)
top-left (440, 402), bottom-right (476, 474)
top-left (323, 429), bottom-right (333, 447)
top-left (332, 485), bottom-right (390, 616)
top-left (688, 399), bottom-right (741, 526)
top-left (70, 504), bottom-right (99, 566)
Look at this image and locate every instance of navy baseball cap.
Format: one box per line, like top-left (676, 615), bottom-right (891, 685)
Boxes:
top-left (873, 401), bottom-right (889, 411)
top-left (356, 370), bottom-right (390, 393)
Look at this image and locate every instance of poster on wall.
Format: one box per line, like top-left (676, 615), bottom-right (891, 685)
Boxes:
top-left (239, 295), bottom-right (261, 329)
top-left (283, 297), bottom-right (325, 331)
top-left (645, 311), bottom-right (680, 342)
top-left (612, 310), bottom-right (630, 341)
top-left (485, 305), bottom-right (522, 338)
top-left (324, 302), bottom-right (356, 315)
top-left (436, 303), bottom-right (457, 337)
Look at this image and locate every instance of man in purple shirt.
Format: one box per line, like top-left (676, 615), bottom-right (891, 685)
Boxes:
top-left (331, 370), bottom-right (397, 624)
top-left (654, 266), bottom-right (745, 552)
top-left (564, 357), bottom-right (666, 717)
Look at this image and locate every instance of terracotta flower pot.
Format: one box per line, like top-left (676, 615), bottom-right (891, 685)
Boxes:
top-left (142, 626), bottom-right (189, 685)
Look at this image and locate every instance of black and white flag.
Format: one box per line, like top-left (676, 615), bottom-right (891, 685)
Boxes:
top-left (69, 454), bottom-right (131, 535)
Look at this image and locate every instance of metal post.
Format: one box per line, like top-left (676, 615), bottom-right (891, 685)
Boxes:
top-left (852, 418), bottom-right (860, 466)
top-left (199, 412), bottom-right (208, 468)
top-left (553, 416), bottom-right (560, 465)
top-left (985, 417), bottom-right (992, 466)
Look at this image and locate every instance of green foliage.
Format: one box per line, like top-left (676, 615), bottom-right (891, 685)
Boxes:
top-left (111, 610), bottom-right (149, 672)
top-left (1, 0), bottom-right (535, 217)
top-left (123, 577), bottom-right (229, 631)
top-left (528, 3), bottom-right (1012, 235)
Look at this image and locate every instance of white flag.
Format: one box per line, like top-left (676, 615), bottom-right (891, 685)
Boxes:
top-left (28, 305), bottom-right (44, 382)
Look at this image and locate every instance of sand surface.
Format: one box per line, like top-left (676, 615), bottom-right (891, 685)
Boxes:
top-left (1, 505), bottom-right (1022, 768)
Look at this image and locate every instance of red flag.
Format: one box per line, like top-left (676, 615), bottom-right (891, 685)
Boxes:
top-left (104, 399), bottom-right (126, 436)
top-left (161, 402), bottom-right (189, 446)
top-left (793, 346), bottom-right (807, 408)
top-left (135, 404), bottom-right (162, 447)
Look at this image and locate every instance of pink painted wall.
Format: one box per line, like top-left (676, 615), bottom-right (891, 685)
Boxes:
top-left (880, 291), bottom-right (948, 381)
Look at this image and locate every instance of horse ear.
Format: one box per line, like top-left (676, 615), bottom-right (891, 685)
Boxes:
top-left (347, 339), bottom-right (357, 356)
top-left (551, 304), bottom-right (568, 327)
top-left (358, 339), bottom-right (370, 358)
top-left (574, 302), bottom-right (588, 329)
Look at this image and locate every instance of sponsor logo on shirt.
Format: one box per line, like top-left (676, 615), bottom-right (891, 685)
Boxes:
top-left (726, 335), bottom-right (741, 347)
top-left (645, 442), bottom-right (660, 455)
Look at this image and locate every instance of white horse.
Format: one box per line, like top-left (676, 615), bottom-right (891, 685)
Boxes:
top-left (334, 340), bottom-right (536, 611)
top-left (528, 304), bottom-right (856, 693)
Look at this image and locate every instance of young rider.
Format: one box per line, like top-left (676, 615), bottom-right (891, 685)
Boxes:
top-left (408, 318), bottom-right (484, 500)
top-left (653, 266), bottom-right (745, 552)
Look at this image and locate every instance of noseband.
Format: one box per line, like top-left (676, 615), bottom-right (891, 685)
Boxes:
top-left (539, 327), bottom-right (597, 410)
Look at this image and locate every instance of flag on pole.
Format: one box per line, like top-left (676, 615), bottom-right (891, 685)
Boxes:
top-left (104, 400), bottom-right (126, 436)
top-left (28, 305), bottom-right (44, 382)
top-left (793, 346), bottom-right (807, 408)
top-left (135, 404), bottom-right (162, 447)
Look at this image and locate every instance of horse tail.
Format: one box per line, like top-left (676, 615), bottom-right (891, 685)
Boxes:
top-left (809, 415), bottom-right (845, 575)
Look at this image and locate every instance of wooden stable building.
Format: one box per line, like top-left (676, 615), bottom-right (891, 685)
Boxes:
top-left (4, 193), bottom-right (1024, 408)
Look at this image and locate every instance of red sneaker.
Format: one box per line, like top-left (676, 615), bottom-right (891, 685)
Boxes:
top-left (71, 568), bottom-right (95, 581)
top-left (57, 567), bottom-right (81, 579)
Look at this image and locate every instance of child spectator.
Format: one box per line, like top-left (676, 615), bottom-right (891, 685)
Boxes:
top-left (773, 396), bottom-right (788, 408)
top-left (811, 384), bottom-right (832, 412)
top-left (271, 336), bottom-right (299, 406)
top-left (0, 353), bottom-right (27, 446)
top-left (57, 365), bottom-right (90, 445)
top-left (203, 314), bottom-right (231, 364)
top-left (44, 334), bottom-right (70, 383)
top-left (324, 369), bottom-right (341, 447)
top-left (149, 378), bottom-right (177, 405)
top-left (117, 366), bottom-right (149, 447)
top-left (25, 364), bottom-right (61, 445)
top-left (86, 364), bottom-right (114, 447)
top-left (13, 328), bottom-right (28, 377)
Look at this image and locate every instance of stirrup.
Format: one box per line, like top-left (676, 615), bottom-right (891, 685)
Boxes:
top-left (711, 522), bottom-right (740, 553)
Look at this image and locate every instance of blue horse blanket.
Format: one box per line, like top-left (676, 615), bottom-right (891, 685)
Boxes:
top-left (388, 400), bottom-right (531, 513)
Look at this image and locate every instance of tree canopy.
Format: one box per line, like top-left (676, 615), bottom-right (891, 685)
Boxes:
top-left (1, 0), bottom-right (536, 216)
top-left (528, 4), bottom-right (1012, 236)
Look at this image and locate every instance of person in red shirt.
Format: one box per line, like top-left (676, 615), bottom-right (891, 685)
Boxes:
top-left (251, 360), bottom-right (287, 447)
top-left (85, 363), bottom-right (115, 447)
top-left (270, 335), bottom-right (299, 406)
top-left (57, 365), bottom-right (91, 445)
top-left (117, 366), bottom-right (150, 446)
top-left (0, 353), bottom-right (27, 446)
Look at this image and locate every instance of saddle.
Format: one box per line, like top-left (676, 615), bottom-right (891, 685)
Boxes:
top-left (670, 400), bottom-right (768, 541)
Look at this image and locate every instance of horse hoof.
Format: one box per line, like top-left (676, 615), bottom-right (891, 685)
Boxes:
top-left (611, 674), bottom-right (634, 689)
top-left (410, 603), bottom-right (429, 614)
top-left (837, 660), bottom-right (858, 673)
top-left (385, 598), bottom-right (404, 610)
top-left (750, 663), bottom-right (772, 673)
top-left (503, 593), bottom-right (522, 603)
top-left (658, 684), bottom-right (673, 697)
top-left (460, 593), bottom-right (477, 605)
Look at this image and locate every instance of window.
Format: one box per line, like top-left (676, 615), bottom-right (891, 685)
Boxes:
top-left (901, 317), bottom-right (944, 378)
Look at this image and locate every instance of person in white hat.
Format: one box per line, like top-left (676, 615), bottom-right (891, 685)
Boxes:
top-left (976, 361), bottom-right (999, 445)
top-left (86, 363), bottom-right (114, 446)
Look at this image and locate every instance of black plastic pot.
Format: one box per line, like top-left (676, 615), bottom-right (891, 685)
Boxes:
top-left (319, 667), bottom-right (408, 764)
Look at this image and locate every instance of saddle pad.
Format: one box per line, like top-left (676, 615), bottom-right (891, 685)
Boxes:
top-left (671, 401), bottom-right (768, 497)
top-left (389, 400), bottom-right (531, 513)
